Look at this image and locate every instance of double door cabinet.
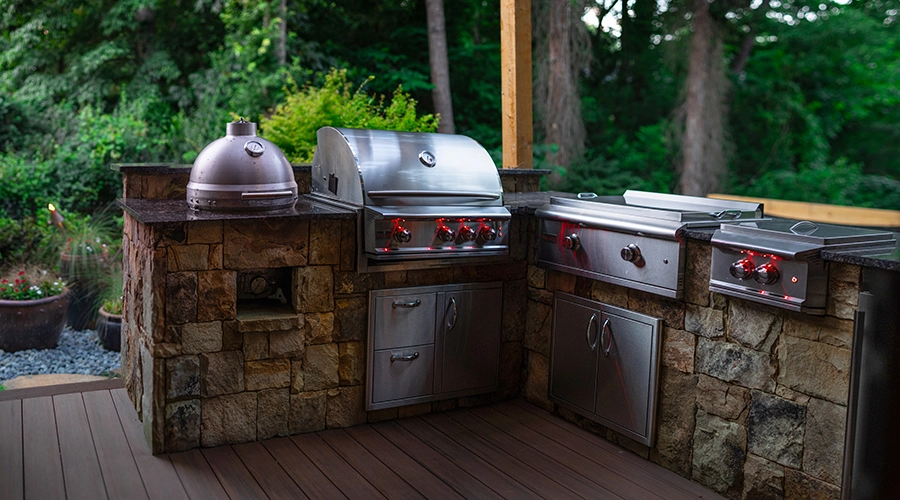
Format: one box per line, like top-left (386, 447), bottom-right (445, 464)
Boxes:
top-left (367, 282), bottom-right (502, 410)
top-left (549, 292), bottom-right (663, 446)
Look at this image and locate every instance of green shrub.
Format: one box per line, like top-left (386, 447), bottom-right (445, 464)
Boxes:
top-left (260, 68), bottom-right (439, 162)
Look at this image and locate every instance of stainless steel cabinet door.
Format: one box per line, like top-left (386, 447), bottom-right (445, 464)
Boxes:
top-left (593, 310), bottom-right (655, 439)
top-left (371, 292), bottom-right (437, 350)
top-left (436, 285), bottom-right (502, 394)
top-left (549, 296), bottom-right (599, 414)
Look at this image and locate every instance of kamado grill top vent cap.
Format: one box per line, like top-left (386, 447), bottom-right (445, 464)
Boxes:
top-left (187, 118), bottom-right (298, 212)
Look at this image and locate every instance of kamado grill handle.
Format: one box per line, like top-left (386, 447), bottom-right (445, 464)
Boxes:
top-left (241, 191), bottom-right (294, 200)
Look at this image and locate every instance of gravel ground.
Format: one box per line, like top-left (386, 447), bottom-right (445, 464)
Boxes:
top-left (0, 327), bottom-right (121, 384)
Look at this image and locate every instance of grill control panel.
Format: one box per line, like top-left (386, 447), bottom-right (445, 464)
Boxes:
top-left (367, 217), bottom-right (509, 259)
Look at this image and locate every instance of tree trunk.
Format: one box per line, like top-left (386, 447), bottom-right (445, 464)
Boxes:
top-left (678, 0), bottom-right (728, 196)
top-left (277, 0), bottom-right (287, 67)
top-left (426, 0), bottom-right (454, 134)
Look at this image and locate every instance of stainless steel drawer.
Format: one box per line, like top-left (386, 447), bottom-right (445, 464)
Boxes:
top-left (371, 345), bottom-right (435, 403)
top-left (371, 292), bottom-right (437, 349)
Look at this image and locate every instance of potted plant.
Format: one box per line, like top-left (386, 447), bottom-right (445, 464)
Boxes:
top-left (0, 269), bottom-right (68, 352)
top-left (95, 264), bottom-right (123, 351)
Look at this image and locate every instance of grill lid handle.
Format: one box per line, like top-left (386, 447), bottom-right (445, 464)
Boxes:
top-left (367, 190), bottom-right (500, 200)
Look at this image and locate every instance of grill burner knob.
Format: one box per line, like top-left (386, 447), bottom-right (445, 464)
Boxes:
top-left (459, 225), bottom-right (477, 242)
top-left (563, 234), bottom-right (581, 252)
top-left (393, 227), bottom-right (412, 243)
top-left (754, 263), bottom-right (780, 285)
top-left (729, 259), bottom-right (756, 280)
top-left (478, 226), bottom-right (497, 242)
top-left (437, 225), bottom-right (456, 242)
top-left (620, 244), bottom-right (642, 263)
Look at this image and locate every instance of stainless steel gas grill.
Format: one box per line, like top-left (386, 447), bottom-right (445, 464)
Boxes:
top-left (535, 191), bottom-right (766, 298)
top-left (310, 127), bottom-right (510, 271)
top-left (710, 220), bottom-right (896, 314)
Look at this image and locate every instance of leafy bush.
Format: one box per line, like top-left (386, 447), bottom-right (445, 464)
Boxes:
top-left (260, 68), bottom-right (439, 162)
top-left (0, 207), bottom-right (62, 268)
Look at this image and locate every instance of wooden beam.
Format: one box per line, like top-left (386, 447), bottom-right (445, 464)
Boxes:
top-left (708, 194), bottom-right (900, 228)
top-left (501, 0), bottom-right (533, 169)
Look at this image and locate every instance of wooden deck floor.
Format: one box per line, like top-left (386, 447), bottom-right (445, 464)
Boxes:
top-left (0, 381), bottom-right (725, 499)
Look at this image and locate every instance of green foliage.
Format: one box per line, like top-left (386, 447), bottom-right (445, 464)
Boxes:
top-left (0, 207), bottom-right (61, 267)
top-left (261, 68), bottom-right (438, 162)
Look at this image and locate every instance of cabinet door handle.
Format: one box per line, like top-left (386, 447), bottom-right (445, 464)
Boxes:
top-left (586, 314), bottom-right (599, 350)
top-left (392, 299), bottom-right (421, 309)
top-left (446, 297), bottom-right (458, 331)
top-left (600, 318), bottom-right (612, 357)
top-left (390, 351), bottom-right (420, 363)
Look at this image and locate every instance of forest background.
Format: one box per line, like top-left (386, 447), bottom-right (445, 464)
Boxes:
top-left (1, 0), bottom-right (898, 265)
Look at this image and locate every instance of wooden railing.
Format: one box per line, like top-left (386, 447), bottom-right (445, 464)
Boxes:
top-left (708, 194), bottom-right (900, 228)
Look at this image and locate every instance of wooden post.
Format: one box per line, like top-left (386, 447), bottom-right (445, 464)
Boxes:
top-left (501, 0), bottom-right (533, 169)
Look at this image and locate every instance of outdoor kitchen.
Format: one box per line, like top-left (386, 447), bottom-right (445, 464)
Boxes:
top-left (115, 120), bottom-right (900, 500)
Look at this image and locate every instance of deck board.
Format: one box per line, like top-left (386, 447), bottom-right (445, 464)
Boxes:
top-left (4, 381), bottom-right (727, 500)
top-left (0, 399), bottom-right (24, 500)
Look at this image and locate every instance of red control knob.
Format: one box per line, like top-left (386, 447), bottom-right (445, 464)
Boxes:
top-left (478, 225), bottom-right (497, 242)
top-left (458, 225), bottom-right (477, 242)
top-left (729, 259), bottom-right (756, 280)
top-left (393, 227), bottom-right (412, 243)
top-left (437, 225), bottom-right (456, 242)
top-left (754, 263), bottom-right (780, 285)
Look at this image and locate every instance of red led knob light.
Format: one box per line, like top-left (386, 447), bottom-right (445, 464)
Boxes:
top-left (729, 259), bottom-right (756, 280)
top-left (458, 225), bottom-right (477, 242)
top-left (754, 263), bottom-right (780, 285)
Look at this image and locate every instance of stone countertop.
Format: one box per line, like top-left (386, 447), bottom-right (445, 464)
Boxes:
top-left (112, 163), bottom-right (312, 173)
top-left (117, 195), bottom-right (356, 225)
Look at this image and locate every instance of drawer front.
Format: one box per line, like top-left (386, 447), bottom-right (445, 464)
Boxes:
top-left (372, 293), bottom-right (437, 349)
top-left (371, 345), bottom-right (435, 403)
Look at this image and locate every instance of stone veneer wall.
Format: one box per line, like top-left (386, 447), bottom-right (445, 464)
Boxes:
top-left (121, 169), bottom-right (539, 454)
top-left (521, 237), bottom-right (857, 500)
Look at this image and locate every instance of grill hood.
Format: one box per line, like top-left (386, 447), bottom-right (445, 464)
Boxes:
top-left (310, 127), bottom-right (504, 208)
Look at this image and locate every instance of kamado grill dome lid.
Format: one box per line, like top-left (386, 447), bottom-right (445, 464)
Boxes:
top-left (187, 119), bottom-right (298, 212)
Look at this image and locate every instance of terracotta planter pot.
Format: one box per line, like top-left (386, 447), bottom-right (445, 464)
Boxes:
top-left (96, 306), bottom-right (122, 352)
top-left (0, 288), bottom-right (69, 352)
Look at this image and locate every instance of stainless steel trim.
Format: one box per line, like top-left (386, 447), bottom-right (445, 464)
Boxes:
top-left (391, 299), bottom-right (421, 309)
top-left (368, 190), bottom-right (500, 200)
top-left (708, 280), bottom-right (823, 314)
top-left (390, 351), bottom-right (420, 362)
top-left (841, 309), bottom-right (866, 500)
top-left (600, 318), bottom-right (612, 357)
top-left (241, 191), bottom-right (294, 200)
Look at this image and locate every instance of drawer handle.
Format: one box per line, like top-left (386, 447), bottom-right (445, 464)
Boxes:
top-left (390, 352), bottom-right (420, 363)
top-left (600, 318), bottom-right (612, 357)
top-left (392, 299), bottom-right (421, 309)
top-left (586, 314), bottom-right (599, 351)
top-left (446, 296), bottom-right (458, 331)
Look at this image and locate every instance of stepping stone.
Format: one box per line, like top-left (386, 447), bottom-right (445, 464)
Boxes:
top-left (2, 373), bottom-right (110, 389)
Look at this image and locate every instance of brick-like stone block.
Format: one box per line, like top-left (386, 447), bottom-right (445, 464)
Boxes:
top-left (306, 312), bottom-right (334, 345)
top-left (546, 270), bottom-right (576, 293)
top-left (152, 343), bottom-right (182, 358)
top-left (524, 299), bottom-right (552, 357)
top-left (692, 410), bottom-right (746, 496)
top-left (326, 386), bottom-right (366, 428)
top-left (245, 359), bottom-right (291, 391)
top-left (200, 351), bottom-right (244, 397)
top-left (309, 220), bottom-right (342, 265)
top-left (650, 367), bottom-right (698, 477)
top-left (662, 326), bottom-right (695, 373)
top-left (293, 266), bottom-right (334, 313)
top-left (166, 355), bottom-right (200, 399)
top-left (222, 320), bottom-right (242, 351)
top-left (237, 309), bottom-right (302, 333)
top-left (728, 300), bottom-right (782, 352)
top-left (201, 392), bottom-right (258, 447)
top-left (144, 173), bottom-right (191, 200)
top-left (243, 331), bottom-right (269, 361)
top-left (182, 321), bottom-right (223, 354)
top-left (527, 287), bottom-right (553, 306)
top-left (784, 313), bottom-right (854, 350)
top-left (166, 272), bottom-right (198, 325)
top-left (187, 221), bottom-right (224, 245)
top-left (696, 337), bottom-right (776, 392)
top-left (526, 265), bottom-right (546, 289)
top-left (502, 279), bottom-right (527, 342)
top-left (826, 279), bottom-right (859, 320)
top-left (197, 270), bottom-right (237, 322)
top-left (165, 400), bottom-right (201, 452)
top-left (685, 240), bottom-right (712, 306)
top-left (223, 219), bottom-right (309, 269)
top-left (167, 245), bottom-right (210, 272)
top-left (742, 454), bottom-right (785, 500)
top-left (591, 281), bottom-right (629, 308)
top-left (628, 289), bottom-right (684, 329)
top-left (333, 271), bottom-right (384, 295)
top-left (269, 329), bottom-right (304, 358)
top-left (339, 219), bottom-right (356, 272)
top-left (784, 468), bottom-right (841, 500)
top-left (304, 344), bottom-right (340, 391)
top-left (257, 388), bottom-right (289, 440)
top-left (696, 374), bottom-right (751, 423)
top-left (748, 391), bottom-right (806, 468)
top-left (685, 304), bottom-right (725, 339)
top-left (777, 335), bottom-right (851, 405)
top-left (334, 295), bottom-right (367, 342)
top-left (803, 398), bottom-right (846, 485)
top-left (207, 243), bottom-right (222, 269)
top-left (524, 351), bottom-right (552, 411)
top-left (290, 391), bottom-right (326, 433)
top-left (339, 342), bottom-right (365, 386)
